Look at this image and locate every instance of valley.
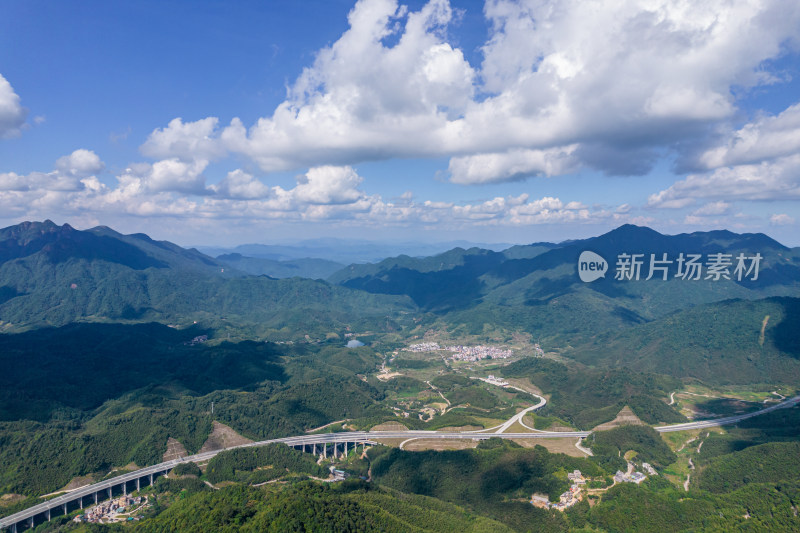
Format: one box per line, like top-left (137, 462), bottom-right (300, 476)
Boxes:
top-left (0, 221), bottom-right (799, 532)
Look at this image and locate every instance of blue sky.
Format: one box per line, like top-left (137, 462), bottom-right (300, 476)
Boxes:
top-left (1, 0), bottom-right (799, 246)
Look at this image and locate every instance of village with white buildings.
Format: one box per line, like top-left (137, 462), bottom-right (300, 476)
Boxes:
top-left (403, 342), bottom-right (513, 361)
top-left (72, 495), bottom-right (149, 525)
top-left (531, 470), bottom-right (588, 512)
top-left (532, 463), bottom-right (655, 512)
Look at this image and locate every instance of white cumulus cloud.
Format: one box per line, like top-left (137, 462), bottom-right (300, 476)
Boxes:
top-left (115, 159), bottom-right (209, 196)
top-left (280, 165), bottom-right (364, 205)
top-left (141, 117), bottom-right (227, 162)
top-left (698, 103), bottom-right (800, 169)
top-left (691, 201), bottom-right (731, 216)
top-left (0, 74), bottom-right (28, 139)
top-left (209, 169), bottom-right (271, 199)
top-left (56, 149), bottom-right (105, 177)
top-left (135, 0), bottom-right (800, 186)
top-left (649, 154), bottom-right (800, 206)
top-left (770, 213), bottom-right (795, 226)
top-left (448, 146), bottom-right (579, 184)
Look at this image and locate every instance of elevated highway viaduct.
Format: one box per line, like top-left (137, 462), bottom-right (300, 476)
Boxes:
top-left (2, 394), bottom-right (797, 532)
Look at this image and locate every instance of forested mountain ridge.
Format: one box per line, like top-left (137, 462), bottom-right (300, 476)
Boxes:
top-left (0, 220), bottom-right (414, 335)
top-left (332, 224), bottom-right (800, 314)
top-left (329, 225), bottom-right (800, 348)
top-left (572, 296), bottom-right (800, 384)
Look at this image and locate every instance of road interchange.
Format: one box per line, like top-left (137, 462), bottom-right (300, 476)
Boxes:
top-left (2, 393), bottom-right (798, 531)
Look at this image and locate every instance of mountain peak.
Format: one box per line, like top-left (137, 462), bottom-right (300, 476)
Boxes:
top-left (0, 220), bottom-right (224, 271)
top-left (605, 224), bottom-right (663, 238)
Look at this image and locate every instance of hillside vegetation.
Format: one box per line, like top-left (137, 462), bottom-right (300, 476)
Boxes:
top-left (501, 358), bottom-right (685, 429)
top-left (573, 297), bottom-right (800, 384)
top-left (0, 221), bottom-right (414, 337)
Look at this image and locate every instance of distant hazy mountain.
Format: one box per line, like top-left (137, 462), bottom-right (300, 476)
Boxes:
top-left (3, 221), bottom-right (798, 381)
top-left (0, 219), bottom-right (223, 273)
top-left (216, 253), bottom-right (344, 280)
top-left (197, 238), bottom-right (516, 264)
top-left (326, 243), bottom-right (559, 312)
top-left (331, 224), bottom-right (800, 335)
top-left (0, 221), bottom-right (413, 334)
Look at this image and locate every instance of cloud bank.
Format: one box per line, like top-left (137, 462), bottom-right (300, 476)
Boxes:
top-left (139, 0), bottom-right (800, 186)
top-left (0, 74), bottom-right (27, 139)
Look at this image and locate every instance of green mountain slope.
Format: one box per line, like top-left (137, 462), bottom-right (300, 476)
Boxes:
top-left (369, 441), bottom-right (592, 531)
top-left (0, 221), bottom-right (414, 335)
top-left (135, 482), bottom-right (516, 533)
top-left (571, 297), bottom-right (800, 384)
top-left (696, 441), bottom-right (800, 493)
top-left (328, 225), bottom-right (800, 344)
top-left (329, 248), bottom-right (508, 312)
top-left (501, 358), bottom-right (685, 429)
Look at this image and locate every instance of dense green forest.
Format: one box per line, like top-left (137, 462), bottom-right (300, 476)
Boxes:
top-left (501, 357), bottom-right (685, 429)
top-left (137, 482), bottom-right (515, 533)
top-left (587, 426), bottom-right (677, 469)
top-left (2, 222), bottom-right (799, 532)
top-left (0, 222), bottom-right (415, 337)
top-left (20, 443), bottom-right (800, 532)
top-left (695, 441), bottom-right (800, 493)
top-left (368, 440), bottom-right (599, 531)
top-left (572, 297), bottom-right (800, 384)
top-left (0, 324), bottom-right (394, 497)
top-left (204, 444), bottom-right (327, 484)
top-left (588, 480), bottom-right (800, 532)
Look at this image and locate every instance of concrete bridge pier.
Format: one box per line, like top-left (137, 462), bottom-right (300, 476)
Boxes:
top-left (136, 478), bottom-right (140, 491)
top-left (62, 503), bottom-right (67, 515)
top-left (94, 492), bottom-right (98, 504)
top-left (46, 508), bottom-right (50, 521)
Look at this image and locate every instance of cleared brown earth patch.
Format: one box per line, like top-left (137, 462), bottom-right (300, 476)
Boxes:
top-left (0, 493), bottom-right (25, 506)
top-left (163, 437), bottom-right (189, 461)
top-left (512, 438), bottom-right (587, 457)
top-left (63, 475), bottom-right (94, 491)
top-left (370, 421), bottom-right (409, 431)
top-left (372, 438), bottom-right (407, 447)
top-left (41, 474), bottom-right (96, 497)
top-left (548, 423), bottom-right (577, 432)
top-left (501, 421), bottom-right (535, 433)
top-left (504, 377), bottom-right (546, 397)
top-left (592, 406), bottom-right (645, 431)
top-left (402, 439), bottom-right (479, 451)
top-left (198, 421), bottom-right (254, 453)
top-left (522, 415), bottom-right (575, 432)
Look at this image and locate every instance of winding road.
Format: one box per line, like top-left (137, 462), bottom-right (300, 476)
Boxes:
top-left (2, 393), bottom-right (798, 531)
top-left (653, 394), bottom-right (800, 433)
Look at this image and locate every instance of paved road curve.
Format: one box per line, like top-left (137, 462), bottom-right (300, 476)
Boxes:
top-left (3, 394), bottom-right (798, 530)
top-left (0, 430), bottom-right (583, 530)
top-left (654, 394), bottom-right (800, 433)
